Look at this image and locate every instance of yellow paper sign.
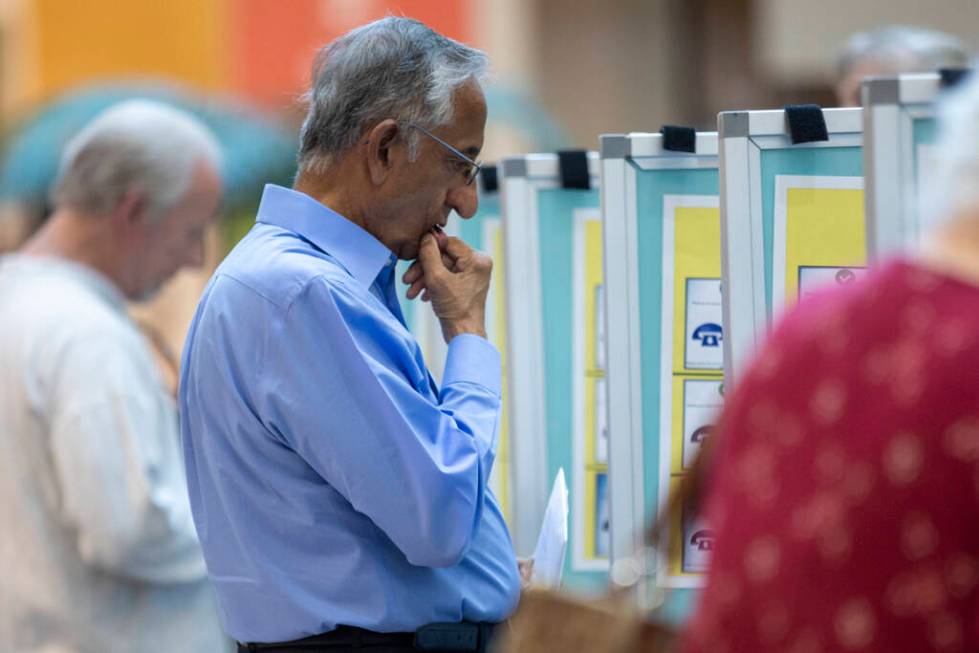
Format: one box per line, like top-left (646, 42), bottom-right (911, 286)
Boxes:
top-left (774, 177), bottom-right (865, 312)
top-left (581, 216), bottom-right (608, 561)
top-left (658, 196), bottom-right (722, 587)
top-left (671, 206), bottom-right (723, 373)
top-left (486, 220), bottom-right (511, 523)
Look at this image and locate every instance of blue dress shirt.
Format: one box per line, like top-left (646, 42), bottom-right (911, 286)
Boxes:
top-left (179, 185), bottom-right (520, 643)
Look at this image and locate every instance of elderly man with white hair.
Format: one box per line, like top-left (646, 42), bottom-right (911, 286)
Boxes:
top-left (180, 16), bottom-right (520, 653)
top-left (835, 25), bottom-right (971, 106)
top-left (0, 100), bottom-right (227, 651)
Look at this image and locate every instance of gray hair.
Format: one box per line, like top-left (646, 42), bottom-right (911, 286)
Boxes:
top-left (923, 67), bottom-right (979, 231)
top-left (52, 99), bottom-right (222, 221)
top-left (298, 16), bottom-right (488, 174)
top-left (837, 26), bottom-right (970, 79)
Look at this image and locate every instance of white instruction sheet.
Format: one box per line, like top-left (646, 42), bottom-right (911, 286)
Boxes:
top-left (531, 469), bottom-right (569, 588)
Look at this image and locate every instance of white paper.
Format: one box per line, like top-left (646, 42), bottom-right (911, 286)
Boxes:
top-left (594, 472), bottom-right (610, 558)
top-left (916, 143), bottom-right (939, 238)
top-left (531, 468), bottom-right (569, 588)
top-left (594, 377), bottom-right (609, 464)
top-left (594, 284), bottom-right (607, 371)
top-left (797, 265), bottom-right (867, 303)
top-left (682, 379), bottom-right (723, 470)
top-left (682, 512), bottom-right (714, 574)
top-left (684, 278), bottom-right (724, 370)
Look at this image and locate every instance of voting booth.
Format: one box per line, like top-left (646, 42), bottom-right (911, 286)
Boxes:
top-left (395, 174), bottom-right (514, 529)
top-left (863, 71), bottom-right (961, 260)
top-left (719, 107), bottom-right (865, 383)
top-left (500, 151), bottom-right (606, 591)
top-left (455, 169), bottom-right (514, 527)
top-left (601, 130), bottom-right (719, 620)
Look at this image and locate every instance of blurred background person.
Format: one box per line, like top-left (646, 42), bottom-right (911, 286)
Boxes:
top-left (679, 70), bottom-right (979, 653)
top-left (0, 81), bottom-right (298, 392)
top-left (0, 100), bottom-right (230, 652)
top-left (835, 25), bottom-right (971, 106)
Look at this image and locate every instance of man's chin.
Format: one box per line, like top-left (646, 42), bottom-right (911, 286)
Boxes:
top-left (398, 241), bottom-right (422, 261)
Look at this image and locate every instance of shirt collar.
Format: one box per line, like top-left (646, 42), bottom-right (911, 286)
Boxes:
top-left (255, 184), bottom-right (396, 287)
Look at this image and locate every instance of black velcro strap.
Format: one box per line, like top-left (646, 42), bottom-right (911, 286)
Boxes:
top-left (660, 125), bottom-right (697, 153)
top-left (939, 67), bottom-right (971, 89)
top-left (557, 149), bottom-right (591, 190)
top-left (480, 165), bottom-right (498, 193)
top-left (784, 104), bottom-right (828, 144)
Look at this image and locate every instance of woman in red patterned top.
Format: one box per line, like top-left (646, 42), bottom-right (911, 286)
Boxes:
top-left (679, 75), bottom-right (979, 653)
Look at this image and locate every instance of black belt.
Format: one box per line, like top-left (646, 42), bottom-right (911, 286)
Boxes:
top-left (237, 622), bottom-right (499, 652)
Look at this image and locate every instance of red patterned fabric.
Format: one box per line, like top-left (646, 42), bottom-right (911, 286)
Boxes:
top-left (680, 260), bottom-right (979, 653)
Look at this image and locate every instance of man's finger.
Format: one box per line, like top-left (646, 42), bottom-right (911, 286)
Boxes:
top-left (434, 227), bottom-right (449, 250)
top-left (406, 278), bottom-right (425, 300)
top-left (417, 233), bottom-right (446, 274)
top-left (402, 260), bottom-right (423, 284)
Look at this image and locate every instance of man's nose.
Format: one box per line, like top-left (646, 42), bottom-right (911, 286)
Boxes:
top-left (446, 182), bottom-right (479, 219)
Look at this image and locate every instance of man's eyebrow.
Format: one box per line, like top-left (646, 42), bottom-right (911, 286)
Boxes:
top-left (461, 146), bottom-right (481, 158)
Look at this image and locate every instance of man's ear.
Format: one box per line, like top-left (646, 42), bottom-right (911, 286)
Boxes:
top-left (365, 119), bottom-right (401, 186)
top-left (110, 189), bottom-right (151, 236)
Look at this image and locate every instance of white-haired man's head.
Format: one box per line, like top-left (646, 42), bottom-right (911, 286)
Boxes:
top-left (53, 99), bottom-right (221, 221)
top-left (48, 100), bottom-right (224, 300)
top-left (835, 26), bottom-right (970, 106)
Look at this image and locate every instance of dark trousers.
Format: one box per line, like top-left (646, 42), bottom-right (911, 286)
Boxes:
top-left (237, 623), bottom-right (499, 653)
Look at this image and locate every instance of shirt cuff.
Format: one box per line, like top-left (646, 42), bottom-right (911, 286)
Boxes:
top-left (442, 334), bottom-right (502, 396)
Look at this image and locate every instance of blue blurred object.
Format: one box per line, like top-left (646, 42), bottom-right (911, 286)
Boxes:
top-left (0, 80), bottom-right (298, 215)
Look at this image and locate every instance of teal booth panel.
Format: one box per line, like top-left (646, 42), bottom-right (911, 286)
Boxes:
top-left (602, 132), bottom-right (724, 621)
top-left (719, 107), bottom-right (864, 383)
top-left (536, 186), bottom-right (606, 593)
top-left (393, 193), bottom-right (514, 528)
top-left (635, 164), bottom-right (719, 623)
top-left (758, 146), bottom-right (863, 314)
top-left (500, 152), bottom-right (608, 592)
top-left (455, 193), bottom-right (515, 528)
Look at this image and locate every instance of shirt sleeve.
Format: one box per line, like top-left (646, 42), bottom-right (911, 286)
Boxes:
top-left (264, 277), bottom-right (502, 568)
top-left (48, 330), bottom-right (206, 583)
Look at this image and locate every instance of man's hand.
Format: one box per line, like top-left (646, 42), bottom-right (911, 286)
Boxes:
top-left (402, 230), bottom-right (492, 343)
top-left (518, 557), bottom-right (534, 590)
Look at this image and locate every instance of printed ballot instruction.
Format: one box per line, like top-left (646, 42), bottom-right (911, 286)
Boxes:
top-left (658, 195), bottom-right (723, 588)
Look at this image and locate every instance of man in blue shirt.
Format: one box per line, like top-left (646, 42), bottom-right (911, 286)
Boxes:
top-left (179, 17), bottom-right (521, 652)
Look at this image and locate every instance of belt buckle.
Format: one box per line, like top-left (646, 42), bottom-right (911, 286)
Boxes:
top-left (413, 622), bottom-right (479, 651)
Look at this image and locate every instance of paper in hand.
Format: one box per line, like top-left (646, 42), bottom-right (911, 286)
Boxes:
top-left (530, 468), bottom-right (569, 588)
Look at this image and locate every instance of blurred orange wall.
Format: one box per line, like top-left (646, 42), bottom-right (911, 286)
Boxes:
top-left (24, 0), bottom-right (474, 111)
top-left (228, 0), bottom-right (474, 110)
top-left (34, 0), bottom-right (229, 100)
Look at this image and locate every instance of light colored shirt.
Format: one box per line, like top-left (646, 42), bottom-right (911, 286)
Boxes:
top-left (0, 255), bottom-right (228, 653)
top-left (179, 184), bottom-right (520, 643)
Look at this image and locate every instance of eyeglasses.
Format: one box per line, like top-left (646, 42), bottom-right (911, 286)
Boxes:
top-left (405, 122), bottom-right (482, 186)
